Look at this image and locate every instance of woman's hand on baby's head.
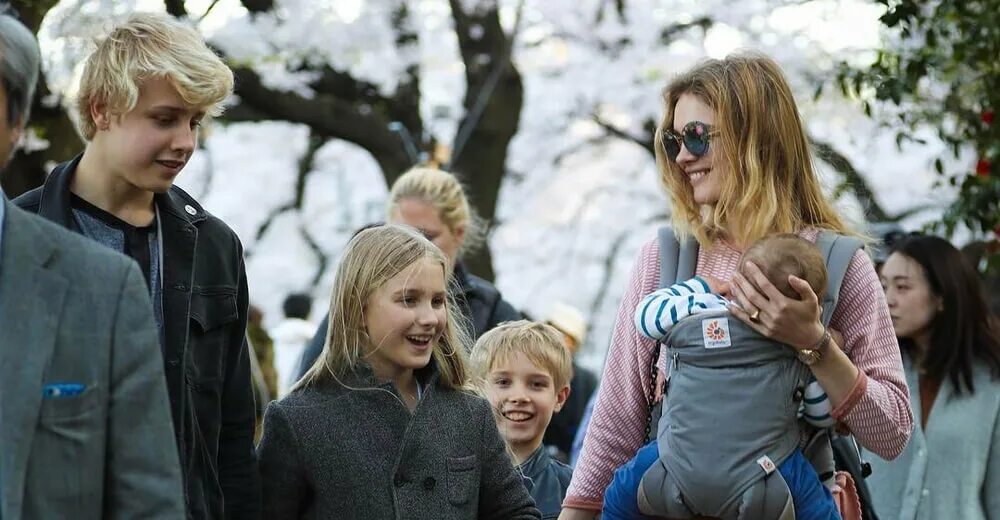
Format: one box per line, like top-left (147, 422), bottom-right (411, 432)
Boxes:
top-left (701, 275), bottom-right (730, 297)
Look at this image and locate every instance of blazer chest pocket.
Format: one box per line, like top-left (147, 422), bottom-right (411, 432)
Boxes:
top-left (188, 286), bottom-right (238, 385)
top-left (446, 455), bottom-right (478, 506)
top-left (39, 384), bottom-right (102, 438)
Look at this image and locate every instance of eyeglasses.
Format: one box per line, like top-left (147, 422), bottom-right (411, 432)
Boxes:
top-left (661, 121), bottom-right (717, 162)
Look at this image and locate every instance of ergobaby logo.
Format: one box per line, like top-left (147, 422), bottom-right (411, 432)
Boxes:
top-left (702, 318), bottom-right (732, 349)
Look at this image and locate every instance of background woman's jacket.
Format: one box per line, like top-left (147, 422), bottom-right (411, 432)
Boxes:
top-left (867, 354), bottom-right (1000, 520)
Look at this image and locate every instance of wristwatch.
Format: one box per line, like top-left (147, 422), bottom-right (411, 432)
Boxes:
top-left (797, 328), bottom-right (831, 366)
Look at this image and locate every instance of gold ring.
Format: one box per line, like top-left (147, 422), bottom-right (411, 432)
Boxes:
top-left (750, 309), bottom-right (760, 322)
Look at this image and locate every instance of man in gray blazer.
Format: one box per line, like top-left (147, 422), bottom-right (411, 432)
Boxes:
top-left (0, 8), bottom-right (185, 518)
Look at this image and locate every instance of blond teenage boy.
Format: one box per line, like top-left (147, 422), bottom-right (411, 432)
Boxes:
top-left (471, 320), bottom-right (575, 519)
top-left (15, 13), bottom-right (261, 519)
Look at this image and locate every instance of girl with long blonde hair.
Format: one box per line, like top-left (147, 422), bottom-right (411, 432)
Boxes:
top-left (560, 52), bottom-right (911, 519)
top-left (258, 224), bottom-right (540, 519)
top-left (290, 167), bottom-right (521, 383)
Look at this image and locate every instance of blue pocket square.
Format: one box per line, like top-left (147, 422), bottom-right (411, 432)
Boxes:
top-left (42, 383), bottom-right (86, 398)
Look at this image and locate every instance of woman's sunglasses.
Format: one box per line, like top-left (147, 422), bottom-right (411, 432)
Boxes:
top-left (661, 121), bottom-right (717, 162)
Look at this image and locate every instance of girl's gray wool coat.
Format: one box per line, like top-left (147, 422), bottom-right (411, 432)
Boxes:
top-left (257, 361), bottom-right (541, 519)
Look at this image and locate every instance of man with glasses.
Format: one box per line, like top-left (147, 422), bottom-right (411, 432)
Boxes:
top-left (0, 7), bottom-right (184, 517)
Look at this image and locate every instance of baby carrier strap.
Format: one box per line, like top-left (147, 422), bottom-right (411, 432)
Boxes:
top-left (737, 471), bottom-right (796, 520)
top-left (657, 226), bottom-right (699, 290)
top-left (639, 457), bottom-right (796, 520)
top-left (644, 228), bottom-right (699, 441)
top-left (814, 231), bottom-right (864, 327)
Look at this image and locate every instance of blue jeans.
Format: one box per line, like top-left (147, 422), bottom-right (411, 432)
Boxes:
top-left (602, 441), bottom-right (841, 520)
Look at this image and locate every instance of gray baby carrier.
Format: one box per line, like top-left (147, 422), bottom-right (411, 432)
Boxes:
top-left (638, 229), bottom-right (863, 520)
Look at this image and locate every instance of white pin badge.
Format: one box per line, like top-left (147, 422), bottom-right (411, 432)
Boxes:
top-left (184, 205), bottom-right (197, 215)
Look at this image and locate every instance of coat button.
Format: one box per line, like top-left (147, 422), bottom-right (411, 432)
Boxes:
top-left (394, 473), bottom-right (407, 487)
top-left (167, 358), bottom-right (180, 367)
top-left (423, 477), bottom-right (435, 490)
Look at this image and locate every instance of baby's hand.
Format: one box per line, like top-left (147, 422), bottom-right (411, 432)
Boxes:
top-left (701, 275), bottom-right (730, 297)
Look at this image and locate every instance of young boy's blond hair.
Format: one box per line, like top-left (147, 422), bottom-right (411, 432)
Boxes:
top-left (470, 320), bottom-right (574, 391)
top-left (76, 12), bottom-right (233, 140)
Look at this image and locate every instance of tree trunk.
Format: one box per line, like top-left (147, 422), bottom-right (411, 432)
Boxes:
top-left (448, 0), bottom-right (523, 281)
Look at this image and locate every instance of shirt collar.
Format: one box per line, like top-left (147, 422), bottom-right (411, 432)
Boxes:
top-left (518, 445), bottom-right (549, 479)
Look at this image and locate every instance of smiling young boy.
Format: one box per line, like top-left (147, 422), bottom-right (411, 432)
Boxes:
top-left (471, 320), bottom-right (574, 519)
top-left (15, 13), bottom-right (260, 519)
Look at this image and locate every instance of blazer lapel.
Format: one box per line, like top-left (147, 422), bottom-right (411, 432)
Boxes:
top-left (0, 202), bottom-right (68, 518)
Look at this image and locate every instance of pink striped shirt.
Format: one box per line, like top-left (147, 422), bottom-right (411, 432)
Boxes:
top-left (564, 229), bottom-right (913, 511)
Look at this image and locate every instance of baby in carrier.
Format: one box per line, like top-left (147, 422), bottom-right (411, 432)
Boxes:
top-left (602, 234), bottom-right (841, 520)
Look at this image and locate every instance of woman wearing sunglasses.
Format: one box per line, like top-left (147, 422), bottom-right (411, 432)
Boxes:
top-left (558, 52), bottom-right (912, 519)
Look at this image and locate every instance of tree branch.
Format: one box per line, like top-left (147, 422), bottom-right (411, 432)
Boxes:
top-left (239, 0), bottom-right (273, 14)
top-left (227, 65), bottom-right (412, 178)
top-left (810, 137), bottom-right (890, 221)
top-left (218, 3), bottom-right (424, 184)
top-left (588, 211), bottom-right (668, 323)
top-left (164, 0), bottom-right (186, 18)
top-left (595, 0), bottom-right (628, 24)
top-left (446, 0), bottom-right (525, 280)
top-left (592, 113), bottom-right (656, 153)
top-left (198, 0), bottom-right (222, 22)
top-left (448, 0), bottom-right (523, 166)
top-left (660, 16), bottom-right (713, 44)
top-left (388, 1), bottom-right (423, 164)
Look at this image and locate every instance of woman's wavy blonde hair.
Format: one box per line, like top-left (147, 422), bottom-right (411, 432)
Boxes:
top-left (76, 12), bottom-right (233, 140)
top-left (387, 167), bottom-right (487, 258)
top-left (296, 224), bottom-right (470, 391)
top-left (656, 52), bottom-right (855, 247)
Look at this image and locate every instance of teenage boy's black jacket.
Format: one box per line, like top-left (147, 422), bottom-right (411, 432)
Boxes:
top-left (15, 156), bottom-right (262, 520)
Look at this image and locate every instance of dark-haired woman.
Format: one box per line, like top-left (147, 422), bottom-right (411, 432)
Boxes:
top-left (871, 234), bottom-right (1000, 519)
